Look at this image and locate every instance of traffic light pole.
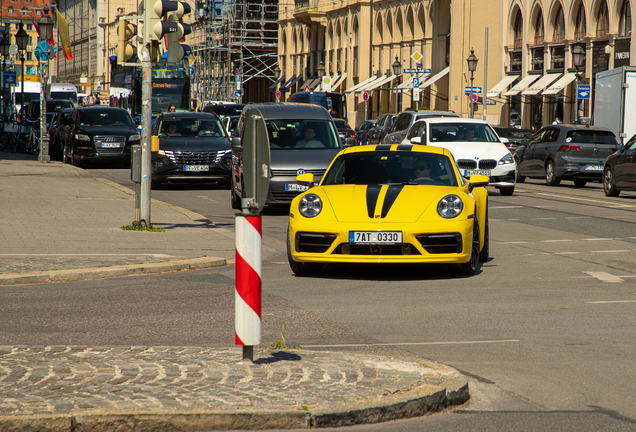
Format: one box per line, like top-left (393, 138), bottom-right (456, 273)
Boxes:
top-left (140, 42), bottom-right (153, 226)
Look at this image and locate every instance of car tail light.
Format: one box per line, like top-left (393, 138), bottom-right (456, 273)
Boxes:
top-left (505, 143), bottom-right (519, 150)
top-left (349, 131), bottom-right (357, 138)
top-left (610, 147), bottom-right (617, 152)
top-left (557, 145), bottom-right (582, 152)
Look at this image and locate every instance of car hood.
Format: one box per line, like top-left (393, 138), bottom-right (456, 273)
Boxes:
top-left (81, 126), bottom-right (138, 137)
top-left (427, 141), bottom-right (509, 161)
top-left (320, 184), bottom-right (458, 223)
top-left (159, 136), bottom-right (231, 152)
top-left (271, 149), bottom-right (341, 171)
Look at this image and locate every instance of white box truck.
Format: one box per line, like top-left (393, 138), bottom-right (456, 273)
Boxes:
top-left (593, 66), bottom-right (636, 144)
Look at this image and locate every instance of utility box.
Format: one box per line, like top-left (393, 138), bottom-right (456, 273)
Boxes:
top-left (593, 66), bottom-right (636, 144)
top-left (131, 145), bottom-right (142, 183)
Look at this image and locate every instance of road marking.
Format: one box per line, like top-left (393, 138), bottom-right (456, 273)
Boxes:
top-left (531, 218), bottom-right (557, 220)
top-left (587, 300), bottom-right (636, 304)
top-left (500, 241), bottom-right (528, 244)
top-left (541, 239), bottom-right (573, 242)
top-left (582, 238), bottom-right (614, 241)
top-left (566, 216), bottom-right (592, 219)
top-left (531, 192), bottom-right (636, 208)
top-left (554, 252), bottom-right (580, 255)
top-left (590, 250), bottom-right (630, 254)
top-left (490, 206), bottom-right (522, 209)
top-left (584, 271), bottom-right (624, 283)
top-left (302, 339), bottom-right (521, 348)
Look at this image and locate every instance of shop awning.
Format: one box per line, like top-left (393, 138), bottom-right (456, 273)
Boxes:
top-left (356, 76), bottom-right (387, 92)
top-left (362, 75), bottom-right (397, 92)
top-left (279, 75), bottom-right (296, 92)
top-left (281, 74), bottom-right (303, 91)
top-left (486, 75), bottom-right (519, 98)
top-left (268, 75), bottom-right (285, 92)
top-left (345, 75), bottom-right (382, 94)
top-left (332, 73), bottom-right (347, 91)
top-left (522, 73), bottom-right (561, 95)
top-left (420, 67), bottom-right (450, 89)
top-left (503, 74), bottom-right (541, 96)
top-left (542, 73), bottom-right (578, 95)
top-left (301, 78), bottom-right (318, 90)
top-left (396, 74), bottom-right (431, 90)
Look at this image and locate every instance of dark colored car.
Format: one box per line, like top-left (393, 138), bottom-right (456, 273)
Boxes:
top-left (25, 99), bottom-right (75, 150)
top-left (515, 124), bottom-right (618, 187)
top-left (332, 118), bottom-right (356, 142)
top-left (151, 112), bottom-right (232, 188)
top-left (48, 108), bottom-right (73, 160)
top-left (61, 106), bottom-right (140, 166)
top-left (603, 133), bottom-right (636, 196)
top-left (355, 120), bottom-right (375, 145)
top-left (367, 113), bottom-right (396, 145)
top-left (202, 103), bottom-right (245, 120)
top-left (492, 126), bottom-right (534, 152)
top-left (383, 109), bottom-right (461, 144)
top-left (222, 115), bottom-right (240, 136)
top-left (230, 103), bottom-right (348, 208)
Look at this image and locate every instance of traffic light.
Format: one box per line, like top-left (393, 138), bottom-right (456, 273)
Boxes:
top-left (166, 2), bottom-right (191, 64)
top-left (117, 18), bottom-right (137, 63)
top-left (144, 0), bottom-right (184, 41)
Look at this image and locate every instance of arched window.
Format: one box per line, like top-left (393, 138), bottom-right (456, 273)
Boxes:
top-left (535, 11), bottom-right (544, 45)
top-left (513, 11), bottom-right (523, 49)
top-left (553, 5), bottom-right (565, 43)
top-left (575, 4), bottom-right (586, 40)
top-left (596, 1), bottom-right (609, 38)
top-left (619, 1), bottom-right (631, 37)
top-left (7, 6), bottom-right (13, 14)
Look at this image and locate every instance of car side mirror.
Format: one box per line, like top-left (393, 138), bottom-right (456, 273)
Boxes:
top-left (296, 173), bottom-right (315, 186)
top-left (468, 174), bottom-right (490, 192)
top-left (617, 143), bottom-right (625, 151)
top-left (231, 136), bottom-right (242, 151)
top-left (410, 136), bottom-right (421, 145)
top-left (344, 137), bottom-right (357, 147)
top-left (499, 137), bottom-right (509, 144)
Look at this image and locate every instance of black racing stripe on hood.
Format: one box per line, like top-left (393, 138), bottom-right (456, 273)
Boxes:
top-left (381, 185), bottom-right (404, 218)
top-left (376, 145), bottom-right (392, 151)
top-left (396, 145), bottom-right (413, 151)
top-left (366, 185), bottom-right (383, 218)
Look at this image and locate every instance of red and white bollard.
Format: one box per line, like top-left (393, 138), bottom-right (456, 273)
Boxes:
top-left (235, 215), bottom-right (262, 361)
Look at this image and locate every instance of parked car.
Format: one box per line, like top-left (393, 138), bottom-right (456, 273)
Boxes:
top-left (515, 124), bottom-right (618, 187)
top-left (222, 115), bottom-right (240, 136)
top-left (151, 112), bottom-right (232, 188)
top-left (383, 109), bottom-right (461, 144)
top-left (24, 99), bottom-right (75, 150)
top-left (602, 132), bottom-right (636, 196)
top-left (332, 118), bottom-right (356, 142)
top-left (491, 126), bottom-right (534, 152)
top-left (61, 106), bottom-right (140, 166)
top-left (408, 118), bottom-right (517, 196)
top-left (367, 114), bottom-right (396, 145)
top-left (202, 103), bottom-right (245, 120)
top-left (230, 103), bottom-right (350, 208)
top-left (48, 108), bottom-right (74, 160)
top-left (355, 120), bottom-right (375, 145)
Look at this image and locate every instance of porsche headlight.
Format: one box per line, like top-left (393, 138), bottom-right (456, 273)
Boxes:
top-left (438, 194), bottom-right (463, 219)
top-left (299, 193), bottom-right (322, 218)
top-left (498, 153), bottom-right (514, 165)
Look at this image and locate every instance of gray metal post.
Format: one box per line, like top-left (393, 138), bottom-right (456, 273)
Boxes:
top-left (38, 61), bottom-right (50, 163)
top-left (482, 28), bottom-right (488, 121)
top-left (470, 74), bottom-right (474, 119)
top-left (140, 44), bottom-right (153, 227)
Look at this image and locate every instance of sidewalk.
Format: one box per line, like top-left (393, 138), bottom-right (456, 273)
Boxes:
top-left (0, 153), bottom-right (470, 430)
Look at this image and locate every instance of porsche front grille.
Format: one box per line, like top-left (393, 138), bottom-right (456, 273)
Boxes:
top-left (295, 232), bottom-right (337, 253)
top-left (332, 243), bottom-right (422, 255)
top-left (416, 233), bottom-right (463, 254)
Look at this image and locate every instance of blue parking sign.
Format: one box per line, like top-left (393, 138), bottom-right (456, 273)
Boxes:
top-left (3, 71), bottom-right (16, 85)
top-left (577, 85), bottom-right (591, 99)
top-left (413, 77), bottom-right (420, 88)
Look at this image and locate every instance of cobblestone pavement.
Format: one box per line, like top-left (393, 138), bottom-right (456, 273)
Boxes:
top-left (0, 254), bottom-right (181, 274)
top-left (0, 346), bottom-right (468, 430)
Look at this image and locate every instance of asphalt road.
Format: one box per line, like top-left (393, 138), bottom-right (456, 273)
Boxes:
top-left (3, 168), bottom-right (636, 431)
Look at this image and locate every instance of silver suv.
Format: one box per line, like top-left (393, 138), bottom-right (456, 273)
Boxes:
top-left (382, 109), bottom-right (460, 144)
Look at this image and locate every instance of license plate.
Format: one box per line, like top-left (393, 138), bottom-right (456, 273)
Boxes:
top-left (464, 170), bottom-right (491, 177)
top-left (100, 142), bottom-right (121, 148)
top-left (285, 183), bottom-right (310, 192)
top-left (584, 164), bottom-right (603, 171)
top-left (184, 165), bottom-right (209, 172)
top-left (349, 231), bottom-right (402, 245)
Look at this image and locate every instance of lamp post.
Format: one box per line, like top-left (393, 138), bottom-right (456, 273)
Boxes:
top-left (572, 44), bottom-right (586, 122)
top-left (273, 64), bottom-right (280, 102)
top-left (15, 23), bottom-right (28, 116)
top-left (466, 48), bottom-right (479, 118)
top-left (392, 56), bottom-right (401, 114)
top-left (0, 32), bottom-right (11, 119)
top-left (316, 61), bottom-right (325, 91)
top-left (37, 5), bottom-right (55, 163)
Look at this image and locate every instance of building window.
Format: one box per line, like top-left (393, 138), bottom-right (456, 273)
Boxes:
top-left (26, 24), bottom-right (32, 30)
top-left (7, 6), bottom-right (13, 14)
top-left (535, 11), bottom-right (544, 45)
top-left (21, 7), bottom-right (28, 15)
top-left (36, 9), bottom-right (41, 16)
top-left (513, 11), bottom-right (523, 49)
top-left (26, 52), bottom-right (32, 61)
top-left (553, 6), bottom-right (565, 43)
top-left (619, 1), bottom-right (631, 37)
top-left (597, 2), bottom-right (609, 38)
top-left (575, 5), bottom-right (586, 41)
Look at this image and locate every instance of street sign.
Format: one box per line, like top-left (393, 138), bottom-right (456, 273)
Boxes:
top-left (577, 85), bottom-right (591, 99)
top-left (3, 71), bottom-right (16, 85)
top-left (469, 94), bottom-right (478, 103)
top-left (362, 91), bottom-right (369, 101)
top-left (465, 86), bottom-right (483, 94)
top-left (97, 86), bottom-right (102, 91)
top-left (413, 77), bottom-right (420, 88)
top-left (403, 68), bottom-right (431, 74)
top-left (410, 51), bottom-right (423, 63)
top-left (322, 76), bottom-right (332, 92)
top-left (189, 67), bottom-right (195, 75)
top-left (486, 100), bottom-right (496, 105)
top-left (241, 109), bottom-right (271, 214)
top-left (234, 89), bottom-right (242, 97)
top-left (413, 88), bottom-right (420, 99)
top-left (304, 85), bottom-right (311, 92)
top-left (275, 90), bottom-right (281, 99)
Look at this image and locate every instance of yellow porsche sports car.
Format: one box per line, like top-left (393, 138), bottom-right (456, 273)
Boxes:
top-left (287, 144), bottom-right (490, 276)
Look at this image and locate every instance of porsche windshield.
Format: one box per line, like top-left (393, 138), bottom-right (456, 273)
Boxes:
top-left (430, 123), bottom-right (500, 143)
top-left (266, 119), bottom-right (340, 149)
top-left (322, 152), bottom-right (459, 186)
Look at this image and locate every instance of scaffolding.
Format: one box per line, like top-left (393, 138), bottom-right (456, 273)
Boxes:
top-left (191, 0), bottom-right (279, 105)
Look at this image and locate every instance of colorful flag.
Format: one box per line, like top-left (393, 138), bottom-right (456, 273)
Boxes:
top-left (55, 8), bottom-right (73, 60)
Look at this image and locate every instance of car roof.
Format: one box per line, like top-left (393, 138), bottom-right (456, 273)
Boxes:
top-left (423, 118), bottom-right (491, 125)
top-left (341, 143), bottom-right (454, 158)
top-left (159, 112), bottom-right (220, 120)
top-left (405, 110), bottom-right (460, 116)
top-left (544, 124), bottom-right (614, 133)
top-left (244, 103), bottom-right (332, 120)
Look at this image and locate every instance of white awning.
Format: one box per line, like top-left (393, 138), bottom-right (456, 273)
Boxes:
top-left (332, 73), bottom-right (347, 91)
top-left (362, 75), bottom-right (397, 92)
top-left (345, 75), bottom-right (379, 94)
top-left (542, 73), bottom-right (578, 95)
top-left (486, 75), bottom-right (519, 98)
top-left (420, 67), bottom-right (450, 89)
top-left (303, 78), bottom-right (319, 90)
top-left (353, 75), bottom-right (386, 93)
top-left (397, 73), bottom-right (432, 90)
top-left (522, 73), bottom-right (562, 95)
top-left (503, 74), bottom-right (541, 96)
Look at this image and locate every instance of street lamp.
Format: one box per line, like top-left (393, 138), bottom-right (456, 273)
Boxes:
top-left (466, 48), bottom-right (479, 118)
top-left (37, 5), bottom-right (55, 163)
top-left (15, 22), bottom-right (28, 115)
top-left (316, 61), bottom-right (325, 90)
top-left (572, 44), bottom-right (586, 122)
top-left (0, 32), bottom-right (11, 118)
top-left (392, 56), bottom-right (401, 114)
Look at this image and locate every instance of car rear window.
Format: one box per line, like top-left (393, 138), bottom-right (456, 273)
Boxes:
top-left (80, 110), bottom-right (133, 127)
top-left (333, 120), bottom-right (349, 129)
top-left (566, 130), bottom-right (617, 145)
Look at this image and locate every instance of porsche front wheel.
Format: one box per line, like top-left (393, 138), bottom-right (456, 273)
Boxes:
top-left (458, 219), bottom-right (480, 276)
top-left (287, 231), bottom-right (323, 276)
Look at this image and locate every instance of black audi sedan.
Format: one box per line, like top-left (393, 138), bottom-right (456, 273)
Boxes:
top-left (603, 133), bottom-right (636, 197)
top-left (62, 106), bottom-right (140, 166)
top-left (151, 112), bottom-right (232, 188)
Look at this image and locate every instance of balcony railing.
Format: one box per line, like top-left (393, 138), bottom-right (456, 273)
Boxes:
top-left (534, 35), bottom-right (544, 45)
top-left (295, 0), bottom-right (318, 12)
top-left (575, 31), bottom-right (586, 41)
top-left (514, 38), bottom-right (523, 49)
top-left (553, 33), bottom-right (565, 43)
top-left (597, 29), bottom-right (608, 38)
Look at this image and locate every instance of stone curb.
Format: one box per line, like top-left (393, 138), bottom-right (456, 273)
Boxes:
top-left (0, 257), bottom-right (227, 286)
